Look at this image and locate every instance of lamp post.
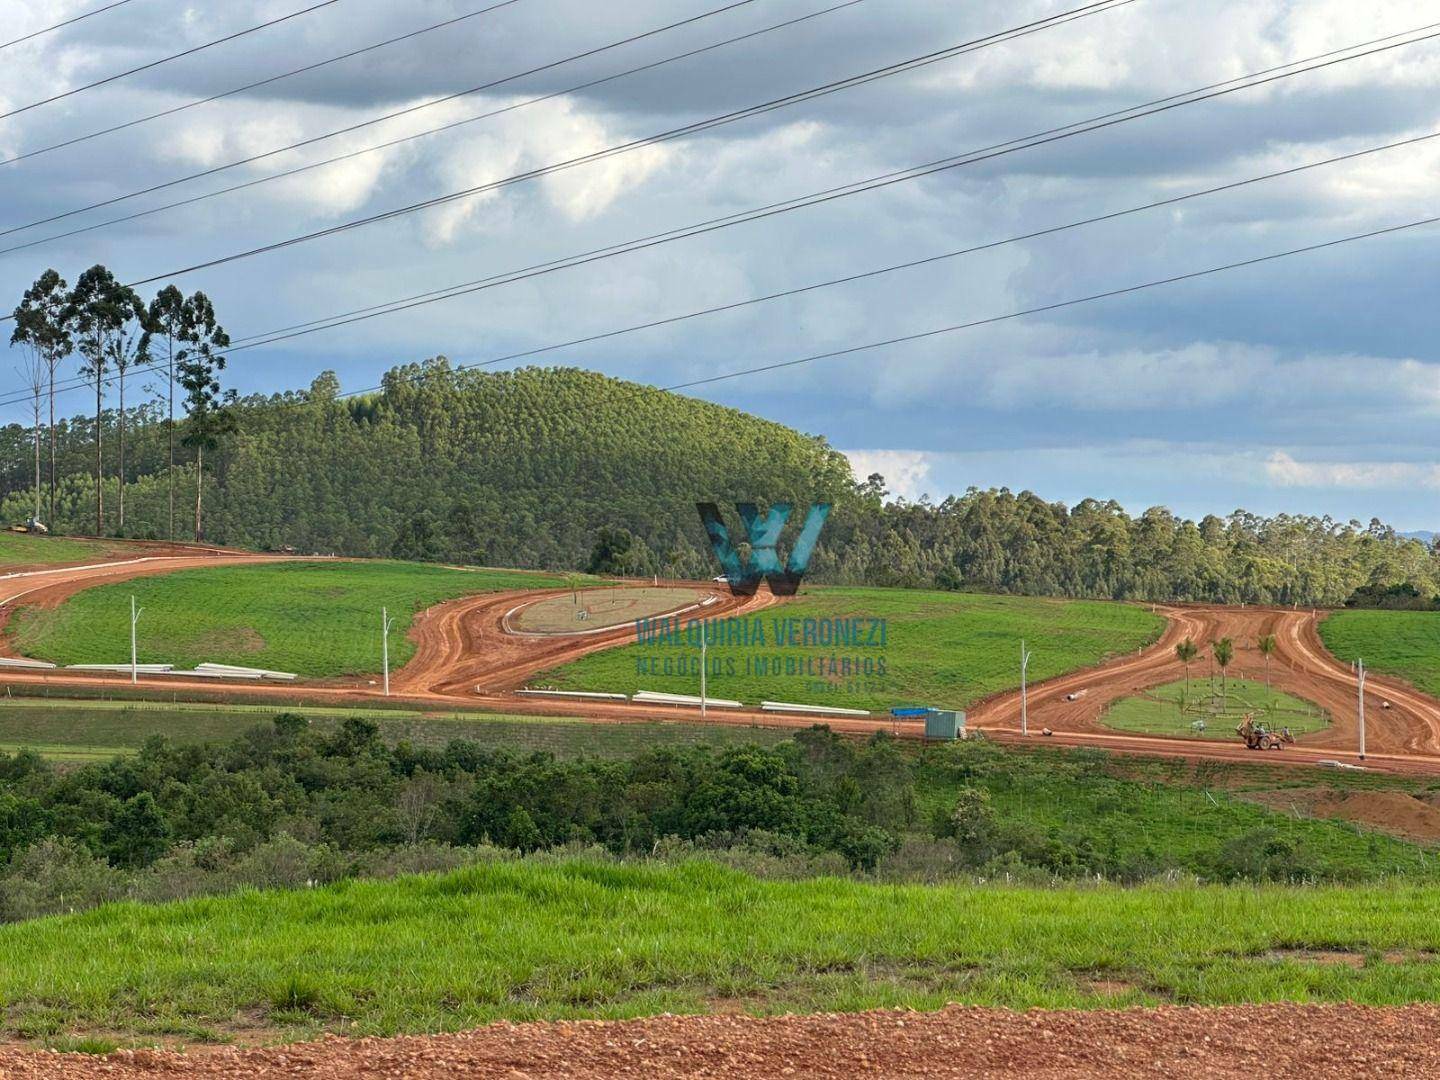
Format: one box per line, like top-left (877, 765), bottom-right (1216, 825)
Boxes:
top-left (130, 595), bottom-right (143, 684)
top-left (1020, 640), bottom-right (1032, 736)
top-left (1357, 657), bottom-right (1366, 761)
top-left (382, 606), bottom-right (396, 697)
top-left (700, 630), bottom-right (707, 719)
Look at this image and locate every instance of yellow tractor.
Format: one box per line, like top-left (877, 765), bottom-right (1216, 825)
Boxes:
top-left (1236, 713), bottom-right (1295, 751)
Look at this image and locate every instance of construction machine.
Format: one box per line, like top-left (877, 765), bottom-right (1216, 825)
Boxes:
top-left (1236, 713), bottom-right (1295, 751)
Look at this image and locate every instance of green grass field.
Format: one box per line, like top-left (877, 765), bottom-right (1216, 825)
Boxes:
top-left (9, 561), bottom-right (562, 677)
top-left (0, 531), bottom-right (140, 569)
top-left (1320, 610), bottom-right (1440, 698)
top-left (3, 859), bottom-right (1440, 1043)
top-left (0, 697), bottom-right (788, 760)
top-left (1101, 678), bottom-right (1330, 739)
top-left (540, 588), bottom-right (1164, 712)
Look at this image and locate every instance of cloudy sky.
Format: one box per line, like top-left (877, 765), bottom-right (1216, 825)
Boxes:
top-left (2, 0), bottom-right (1439, 528)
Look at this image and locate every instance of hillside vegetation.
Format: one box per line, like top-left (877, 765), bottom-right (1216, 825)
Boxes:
top-left (1319, 609), bottom-right (1440, 698)
top-left (540, 586), bottom-right (1164, 711)
top-left (0, 531), bottom-right (142, 569)
top-left (3, 860), bottom-right (1440, 1042)
top-left (2, 361), bottom-right (1438, 605)
top-left (9, 561), bottom-right (558, 676)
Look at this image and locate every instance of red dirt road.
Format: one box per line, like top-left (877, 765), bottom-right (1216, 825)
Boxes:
top-left (1, 1004), bottom-right (1436, 1078)
top-left (3, 557), bottom-right (1440, 774)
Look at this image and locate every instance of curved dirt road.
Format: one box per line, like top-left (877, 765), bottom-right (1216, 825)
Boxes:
top-left (391, 582), bottom-right (780, 698)
top-left (4, 555), bottom-right (1440, 774)
top-left (969, 605), bottom-right (1440, 758)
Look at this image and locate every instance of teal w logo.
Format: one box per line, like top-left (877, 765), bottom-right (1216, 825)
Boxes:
top-left (696, 502), bottom-right (830, 596)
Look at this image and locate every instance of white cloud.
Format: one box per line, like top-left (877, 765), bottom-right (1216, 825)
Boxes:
top-left (1264, 451), bottom-right (1440, 490)
top-left (843, 448), bottom-right (934, 500)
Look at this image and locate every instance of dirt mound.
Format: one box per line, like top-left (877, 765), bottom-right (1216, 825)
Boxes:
top-left (4, 1004), bottom-right (1440, 1078)
top-left (1246, 788), bottom-right (1440, 841)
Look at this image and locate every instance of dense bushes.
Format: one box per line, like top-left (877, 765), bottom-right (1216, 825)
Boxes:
top-left (2, 718), bottom-right (1435, 922)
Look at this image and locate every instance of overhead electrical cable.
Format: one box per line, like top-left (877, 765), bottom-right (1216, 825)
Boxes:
top-left (8, 127), bottom-right (1436, 411)
top-left (0, 0), bottom-right (139, 53)
top-left (0, 0), bottom-right (1121, 244)
top-left (658, 214), bottom-right (1440, 393)
top-left (110, 15), bottom-right (1440, 292)
top-left (7, 211), bottom-right (1433, 413)
top-left (0, 0), bottom-right (863, 254)
top-left (199, 22), bottom-right (1440, 348)
top-left (0, 0), bottom-right (346, 122)
top-left (0, 0), bottom-right (529, 167)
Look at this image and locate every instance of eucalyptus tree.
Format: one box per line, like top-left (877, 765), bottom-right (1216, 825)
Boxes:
top-left (141, 285), bottom-right (186, 539)
top-left (176, 291), bottom-right (232, 541)
top-left (106, 288), bottom-right (148, 532)
top-left (9, 270), bottom-right (72, 524)
top-left (68, 265), bottom-right (136, 534)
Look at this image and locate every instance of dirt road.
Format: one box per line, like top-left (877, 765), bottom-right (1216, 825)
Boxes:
top-left (968, 605), bottom-right (1440, 757)
top-left (0, 1003), bottom-right (1434, 1077)
top-left (3, 556), bottom-right (1440, 774)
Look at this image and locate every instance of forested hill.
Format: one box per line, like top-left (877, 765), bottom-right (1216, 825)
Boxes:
top-left (1, 358), bottom-right (1437, 606)
top-left (0, 363), bottom-right (852, 574)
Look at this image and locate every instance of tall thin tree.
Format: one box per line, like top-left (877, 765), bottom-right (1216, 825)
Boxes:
top-left (176, 292), bottom-right (232, 542)
top-left (1213, 637), bottom-right (1234, 702)
top-left (107, 289), bottom-right (146, 533)
top-left (10, 270), bottom-right (71, 525)
top-left (1257, 633), bottom-right (1277, 690)
top-left (11, 340), bottom-right (46, 526)
top-left (141, 285), bottom-right (186, 540)
top-left (68, 265), bottom-right (137, 535)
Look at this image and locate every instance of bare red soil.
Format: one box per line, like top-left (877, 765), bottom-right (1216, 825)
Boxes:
top-left (3, 560), bottom-right (1440, 775)
top-left (2, 1004), bottom-right (1437, 1078)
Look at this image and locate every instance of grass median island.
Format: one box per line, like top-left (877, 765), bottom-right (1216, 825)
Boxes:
top-left (0, 531), bottom-right (141, 569)
top-left (8, 560), bottom-right (563, 677)
top-left (1102, 678), bottom-right (1329, 740)
top-left (539, 587), bottom-right (1164, 711)
top-left (1320, 609), bottom-right (1440, 697)
top-left (3, 861), bottom-right (1440, 1042)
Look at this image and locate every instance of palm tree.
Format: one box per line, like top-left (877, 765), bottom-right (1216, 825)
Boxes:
top-left (1257, 634), bottom-right (1277, 690)
top-left (1213, 637), bottom-right (1234, 702)
top-left (1175, 637), bottom-right (1198, 689)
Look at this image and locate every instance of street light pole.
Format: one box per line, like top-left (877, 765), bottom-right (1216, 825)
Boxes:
top-left (1020, 640), bottom-right (1032, 736)
top-left (1357, 657), bottom-right (1366, 761)
top-left (382, 606), bottom-right (396, 697)
top-left (130, 595), bottom-right (143, 684)
top-left (700, 630), bottom-right (707, 719)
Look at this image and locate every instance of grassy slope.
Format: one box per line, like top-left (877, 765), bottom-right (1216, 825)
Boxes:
top-left (10, 561), bottom-right (561, 677)
top-left (0, 531), bottom-right (138, 569)
top-left (542, 588), bottom-right (1164, 711)
top-left (917, 744), bottom-right (1437, 882)
top-left (1101, 677), bottom-right (1330, 739)
top-left (3, 860), bottom-right (1440, 1040)
top-left (0, 699), bottom-right (788, 760)
top-left (1320, 610), bottom-right (1440, 698)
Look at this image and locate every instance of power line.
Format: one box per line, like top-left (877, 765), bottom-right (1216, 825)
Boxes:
top-left (3, 14), bottom-right (1429, 398)
top-left (0, 0), bottom-right (856, 255)
top-left (7, 125), bottom-right (1436, 413)
top-left (0, 0), bottom-right (345, 123)
top-left (85, 1), bottom-right (1158, 290)
top-left (212, 23), bottom-right (1440, 349)
top-left (0, 0), bottom-right (779, 238)
top-left (0, 0), bottom-right (139, 53)
top-left (0, 0), bottom-right (528, 168)
top-left (18, 208), bottom-right (1439, 416)
top-left (659, 214), bottom-right (1440, 393)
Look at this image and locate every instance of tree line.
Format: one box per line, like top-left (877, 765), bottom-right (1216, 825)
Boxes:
top-left (2, 324), bottom-right (1436, 605)
top-left (9, 266), bottom-right (233, 540)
